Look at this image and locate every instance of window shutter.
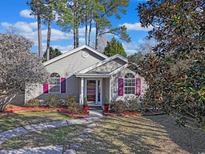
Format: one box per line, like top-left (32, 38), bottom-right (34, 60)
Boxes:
top-left (61, 77), bottom-right (66, 93)
top-left (43, 83), bottom-right (49, 93)
top-left (118, 78), bottom-right (124, 96)
top-left (136, 78), bottom-right (141, 96)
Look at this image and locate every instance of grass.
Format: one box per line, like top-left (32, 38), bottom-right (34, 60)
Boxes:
top-left (0, 110), bottom-right (70, 133)
top-left (0, 125), bottom-right (85, 150)
top-left (1, 114), bottom-right (205, 153)
top-left (77, 115), bottom-right (205, 154)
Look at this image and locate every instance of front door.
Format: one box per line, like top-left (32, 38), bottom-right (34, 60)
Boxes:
top-left (86, 79), bottom-right (102, 105)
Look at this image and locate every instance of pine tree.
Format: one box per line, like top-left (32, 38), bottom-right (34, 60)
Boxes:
top-left (28, 0), bottom-right (45, 58)
top-left (43, 47), bottom-right (62, 61)
top-left (104, 37), bottom-right (127, 57)
top-left (42, 0), bottom-right (56, 61)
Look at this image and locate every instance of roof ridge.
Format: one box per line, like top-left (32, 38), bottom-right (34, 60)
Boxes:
top-left (43, 45), bottom-right (108, 66)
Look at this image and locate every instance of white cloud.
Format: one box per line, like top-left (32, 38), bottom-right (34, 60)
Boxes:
top-left (0, 21), bottom-right (72, 47)
top-left (41, 43), bottom-right (73, 53)
top-left (1, 21), bottom-right (37, 33)
top-left (123, 42), bottom-right (138, 55)
top-left (121, 22), bottom-right (153, 31)
top-left (51, 45), bottom-right (73, 53)
top-left (42, 29), bottom-right (71, 41)
top-left (1, 20), bottom-right (101, 53)
top-left (20, 9), bottom-right (35, 19)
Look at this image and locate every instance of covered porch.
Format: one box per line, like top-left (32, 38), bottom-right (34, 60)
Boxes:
top-left (75, 54), bottom-right (129, 107)
top-left (77, 75), bottom-right (111, 107)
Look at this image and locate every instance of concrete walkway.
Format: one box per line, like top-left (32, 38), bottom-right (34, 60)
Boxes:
top-left (0, 145), bottom-right (76, 154)
top-left (0, 110), bottom-right (103, 154)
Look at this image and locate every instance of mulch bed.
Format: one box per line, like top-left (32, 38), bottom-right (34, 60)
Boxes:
top-left (103, 111), bottom-right (142, 116)
top-left (59, 109), bottom-right (89, 119)
top-left (4, 105), bottom-right (64, 112)
top-left (103, 110), bottom-right (164, 117)
top-left (4, 105), bottom-right (89, 119)
top-left (143, 111), bottom-right (165, 116)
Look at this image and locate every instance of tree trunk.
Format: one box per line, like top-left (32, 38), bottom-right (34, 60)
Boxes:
top-left (0, 94), bottom-right (16, 112)
top-left (46, 19), bottom-right (51, 61)
top-left (73, 1), bottom-right (76, 49)
top-left (95, 21), bottom-right (99, 50)
top-left (73, 27), bottom-right (76, 48)
top-left (76, 23), bottom-right (79, 47)
top-left (88, 18), bottom-right (92, 46)
top-left (37, 14), bottom-right (42, 58)
top-left (85, 14), bottom-right (88, 45)
top-left (75, 0), bottom-right (79, 48)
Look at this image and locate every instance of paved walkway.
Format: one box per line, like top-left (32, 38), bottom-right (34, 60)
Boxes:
top-left (0, 146), bottom-right (76, 154)
top-left (0, 110), bottom-right (103, 154)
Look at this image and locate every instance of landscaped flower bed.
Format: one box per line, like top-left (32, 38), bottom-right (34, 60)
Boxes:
top-left (4, 105), bottom-right (89, 119)
top-left (4, 105), bottom-right (64, 113)
top-left (103, 100), bottom-right (164, 117)
top-left (103, 111), bottom-right (142, 116)
top-left (103, 100), bottom-right (142, 116)
top-left (59, 109), bottom-right (88, 119)
top-left (2, 96), bottom-right (90, 118)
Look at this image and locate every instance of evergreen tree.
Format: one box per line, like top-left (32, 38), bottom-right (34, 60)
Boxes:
top-left (104, 37), bottom-right (127, 57)
top-left (137, 0), bottom-right (205, 125)
top-left (56, 0), bottom-right (130, 49)
top-left (43, 47), bottom-right (62, 61)
top-left (28, 0), bottom-right (45, 58)
top-left (94, 0), bottom-right (130, 49)
top-left (42, 0), bottom-right (56, 61)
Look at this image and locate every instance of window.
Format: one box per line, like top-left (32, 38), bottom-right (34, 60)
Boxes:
top-left (124, 73), bottom-right (135, 94)
top-left (49, 73), bottom-right (61, 93)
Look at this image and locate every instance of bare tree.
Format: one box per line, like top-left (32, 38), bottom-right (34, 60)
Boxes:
top-left (136, 38), bottom-right (157, 54)
top-left (0, 34), bottom-right (48, 111)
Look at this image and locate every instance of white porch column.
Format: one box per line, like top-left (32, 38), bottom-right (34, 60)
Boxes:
top-left (80, 77), bottom-right (84, 105)
top-left (109, 77), bottom-right (112, 103)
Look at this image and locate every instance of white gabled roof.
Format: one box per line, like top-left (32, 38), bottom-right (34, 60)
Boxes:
top-left (76, 54), bottom-right (128, 75)
top-left (43, 45), bottom-right (108, 66)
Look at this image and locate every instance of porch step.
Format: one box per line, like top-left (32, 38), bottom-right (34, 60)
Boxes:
top-left (88, 105), bottom-right (103, 110)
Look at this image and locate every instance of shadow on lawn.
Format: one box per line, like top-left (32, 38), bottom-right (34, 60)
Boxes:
top-left (0, 111), bottom-right (69, 133)
top-left (146, 115), bottom-right (205, 154)
top-left (77, 115), bottom-right (205, 154)
top-left (77, 116), bottom-right (169, 154)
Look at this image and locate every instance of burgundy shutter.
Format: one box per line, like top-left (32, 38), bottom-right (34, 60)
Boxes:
top-left (118, 78), bottom-right (124, 96)
top-left (136, 78), bottom-right (141, 96)
top-left (61, 77), bottom-right (66, 93)
top-left (43, 83), bottom-right (49, 93)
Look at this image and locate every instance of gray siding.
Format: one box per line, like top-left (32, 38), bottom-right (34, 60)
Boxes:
top-left (110, 68), bottom-right (148, 102)
top-left (87, 58), bottom-right (125, 74)
top-left (45, 49), bottom-right (105, 76)
top-left (25, 49), bottom-right (105, 103)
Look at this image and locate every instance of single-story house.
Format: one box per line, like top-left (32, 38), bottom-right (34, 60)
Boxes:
top-left (25, 45), bottom-right (147, 106)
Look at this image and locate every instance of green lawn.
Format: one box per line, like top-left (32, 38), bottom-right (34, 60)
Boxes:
top-left (1, 114), bottom-right (205, 153)
top-left (0, 111), bottom-right (70, 133)
top-left (77, 115), bottom-right (205, 154)
top-left (0, 125), bottom-right (85, 150)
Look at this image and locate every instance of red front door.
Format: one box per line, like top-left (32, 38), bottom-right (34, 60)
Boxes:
top-left (87, 80), bottom-right (96, 102)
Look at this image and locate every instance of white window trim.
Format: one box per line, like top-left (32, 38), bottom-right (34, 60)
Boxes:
top-left (49, 73), bottom-right (61, 94)
top-left (123, 73), bottom-right (136, 95)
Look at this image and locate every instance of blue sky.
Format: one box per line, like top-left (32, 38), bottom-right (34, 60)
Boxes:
top-left (0, 0), bottom-right (152, 54)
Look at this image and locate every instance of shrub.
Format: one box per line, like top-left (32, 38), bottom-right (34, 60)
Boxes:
top-left (66, 96), bottom-right (84, 113)
top-left (26, 99), bottom-right (40, 107)
top-left (126, 99), bottom-right (142, 112)
top-left (45, 96), bottom-right (62, 108)
top-left (110, 101), bottom-right (128, 113)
